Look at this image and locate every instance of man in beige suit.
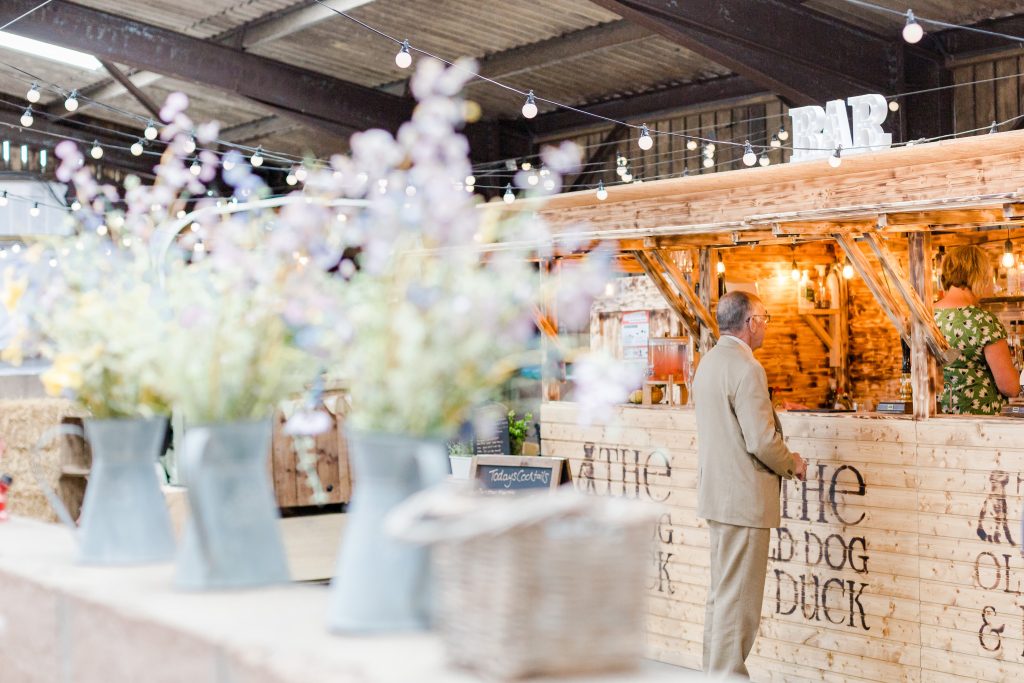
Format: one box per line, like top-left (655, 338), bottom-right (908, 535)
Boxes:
top-left (694, 291), bottom-right (807, 680)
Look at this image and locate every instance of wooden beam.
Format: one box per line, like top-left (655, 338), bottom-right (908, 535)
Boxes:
top-left (860, 232), bottom-right (955, 363)
top-left (588, 0), bottom-right (899, 106)
top-left (220, 116), bottom-right (300, 144)
top-left (2, 0), bottom-right (413, 137)
top-left (530, 75), bottom-right (766, 137)
top-left (651, 249), bottom-right (719, 341)
top-left (801, 314), bottom-right (833, 349)
top-left (908, 233), bottom-right (939, 419)
top-left (832, 232), bottom-right (912, 344)
top-left (225, 0), bottom-right (374, 49)
top-left (99, 60), bottom-right (161, 119)
top-left (632, 250), bottom-right (701, 339)
top-left (697, 248), bottom-right (715, 354)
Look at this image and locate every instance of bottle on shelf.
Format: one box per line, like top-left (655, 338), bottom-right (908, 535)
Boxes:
top-left (1007, 262), bottom-right (1020, 297)
top-left (798, 270), bottom-right (815, 311)
top-left (815, 265), bottom-right (828, 309)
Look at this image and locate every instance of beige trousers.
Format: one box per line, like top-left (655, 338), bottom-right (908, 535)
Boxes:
top-left (702, 520), bottom-right (770, 680)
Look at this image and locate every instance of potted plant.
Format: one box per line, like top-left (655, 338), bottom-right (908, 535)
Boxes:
top-left (508, 410), bottom-right (533, 456)
top-left (447, 441), bottom-right (473, 479)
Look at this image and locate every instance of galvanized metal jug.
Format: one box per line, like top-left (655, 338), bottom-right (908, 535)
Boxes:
top-left (32, 417), bottom-right (176, 565)
top-left (175, 419), bottom-right (290, 590)
top-left (326, 430), bottom-right (451, 632)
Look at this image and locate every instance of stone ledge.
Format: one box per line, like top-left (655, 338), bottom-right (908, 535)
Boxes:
top-left (0, 518), bottom-right (694, 683)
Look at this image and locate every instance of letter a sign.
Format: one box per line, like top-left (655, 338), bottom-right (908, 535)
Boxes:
top-left (789, 94), bottom-right (892, 163)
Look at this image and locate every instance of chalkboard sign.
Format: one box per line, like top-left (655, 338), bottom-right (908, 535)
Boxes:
top-left (470, 456), bottom-right (565, 493)
top-left (473, 414), bottom-right (510, 455)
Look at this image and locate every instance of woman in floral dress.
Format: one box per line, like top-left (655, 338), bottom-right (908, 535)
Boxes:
top-left (934, 245), bottom-right (1020, 414)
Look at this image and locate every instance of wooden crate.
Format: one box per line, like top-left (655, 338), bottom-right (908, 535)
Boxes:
top-left (270, 394), bottom-right (352, 510)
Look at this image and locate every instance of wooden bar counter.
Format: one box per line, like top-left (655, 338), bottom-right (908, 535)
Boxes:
top-left (542, 402), bottom-right (1024, 682)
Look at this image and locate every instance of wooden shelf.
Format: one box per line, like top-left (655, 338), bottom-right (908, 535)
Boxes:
top-left (802, 308), bottom-right (840, 315)
top-left (60, 465), bottom-right (90, 478)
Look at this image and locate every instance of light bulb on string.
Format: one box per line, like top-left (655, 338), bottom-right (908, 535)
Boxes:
top-left (503, 183), bottom-right (515, 204)
top-left (770, 134), bottom-right (781, 148)
top-left (622, 171), bottom-right (633, 181)
top-left (716, 259), bottom-right (725, 274)
top-left (759, 151), bottom-right (770, 167)
top-left (1003, 231), bottom-right (1015, 268)
top-left (182, 136), bottom-right (197, 154)
top-left (294, 166), bottom-right (307, 182)
top-left (527, 170), bottom-right (539, 186)
top-left (189, 159), bottom-right (202, 176)
top-left (790, 258), bottom-right (800, 282)
top-left (902, 9), bottom-right (924, 44)
top-left (70, 200), bottom-right (81, 211)
top-left (130, 139), bottom-right (144, 156)
top-left (465, 175), bottom-right (475, 187)
top-left (286, 173), bottom-right (297, 186)
top-left (637, 124), bottom-right (653, 151)
top-left (777, 125), bottom-right (789, 142)
top-left (64, 91), bottom-right (79, 112)
top-left (888, 99), bottom-right (900, 112)
top-left (144, 120), bottom-right (158, 140)
top-left (250, 147), bottom-right (264, 167)
top-left (222, 157), bottom-right (235, 171)
top-left (989, 121), bottom-right (999, 134)
top-left (26, 83), bottom-right (40, 103)
top-left (90, 141), bottom-right (103, 159)
top-left (395, 39), bottom-right (412, 69)
top-left (828, 145), bottom-right (842, 168)
top-left (842, 260), bottom-right (855, 279)
top-left (702, 156), bottom-right (714, 169)
top-left (705, 140), bottom-right (716, 155)
top-left (20, 107), bottom-right (33, 127)
top-left (11, 244), bottom-right (20, 254)
top-left (596, 180), bottom-right (607, 201)
top-left (521, 161), bottom-right (532, 171)
top-left (521, 90), bottom-right (538, 119)
top-left (686, 138), bottom-right (697, 151)
top-left (30, 203), bottom-right (40, 218)
top-left (742, 141), bottom-right (757, 167)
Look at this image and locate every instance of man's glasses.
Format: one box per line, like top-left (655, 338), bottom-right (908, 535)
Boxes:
top-left (747, 314), bottom-right (771, 325)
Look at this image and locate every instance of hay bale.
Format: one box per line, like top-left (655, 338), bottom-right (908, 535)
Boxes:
top-left (0, 399), bottom-right (87, 522)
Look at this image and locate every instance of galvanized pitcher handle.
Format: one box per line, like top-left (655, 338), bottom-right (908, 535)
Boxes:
top-left (30, 423), bottom-right (85, 534)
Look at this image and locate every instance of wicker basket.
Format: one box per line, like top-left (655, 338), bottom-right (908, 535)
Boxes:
top-left (390, 487), bottom-right (658, 680)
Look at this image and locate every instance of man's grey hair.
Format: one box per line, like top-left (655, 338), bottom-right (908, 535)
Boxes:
top-left (717, 291), bottom-right (761, 333)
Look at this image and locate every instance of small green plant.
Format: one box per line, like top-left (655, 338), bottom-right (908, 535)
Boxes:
top-left (508, 410), bottom-right (532, 456)
top-left (447, 441), bottom-right (473, 457)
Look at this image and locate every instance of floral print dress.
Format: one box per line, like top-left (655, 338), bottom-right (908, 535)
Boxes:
top-left (934, 306), bottom-right (1008, 415)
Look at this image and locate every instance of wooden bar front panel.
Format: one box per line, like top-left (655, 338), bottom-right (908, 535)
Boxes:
top-left (542, 403), bottom-right (1024, 682)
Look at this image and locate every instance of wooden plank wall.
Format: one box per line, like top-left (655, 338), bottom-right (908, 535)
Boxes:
top-left (951, 52), bottom-right (1024, 135)
top-left (563, 97), bottom-right (790, 187)
top-left (542, 403), bottom-right (1024, 682)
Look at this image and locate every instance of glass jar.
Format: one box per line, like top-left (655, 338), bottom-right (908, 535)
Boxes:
top-left (648, 337), bottom-right (689, 382)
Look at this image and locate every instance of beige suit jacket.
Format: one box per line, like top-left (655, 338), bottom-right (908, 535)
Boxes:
top-left (694, 336), bottom-right (796, 528)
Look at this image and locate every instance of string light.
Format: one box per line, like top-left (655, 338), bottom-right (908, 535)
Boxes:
top-left (250, 146), bottom-right (264, 167)
top-left (130, 139), bottom-right (144, 156)
top-left (842, 259), bottom-right (855, 279)
top-left (716, 259), bottom-right (725, 274)
top-left (637, 124), bottom-right (653, 151)
top-left (596, 180), bottom-right (607, 201)
top-left (144, 120), bottom-right (158, 140)
top-left (189, 158), bottom-right (202, 176)
top-left (70, 200), bottom-right (81, 211)
top-left (96, 224), bottom-right (108, 236)
top-left (294, 166), bottom-right (308, 182)
top-left (615, 152), bottom-right (627, 177)
top-left (465, 175), bottom-right (476, 186)
top-left (758, 151), bottom-right (770, 167)
top-left (705, 139), bottom-right (717, 155)
top-left (521, 90), bottom-right (538, 119)
top-left (11, 244), bottom-right (20, 254)
top-left (989, 120), bottom-right (999, 134)
top-left (26, 83), bottom-right (40, 103)
top-left (686, 138), bottom-right (697, 151)
top-left (828, 145), bottom-right (842, 168)
top-left (29, 203), bottom-right (40, 217)
top-left (526, 169), bottom-right (539, 186)
top-left (222, 157), bottom-right (235, 171)
top-left (702, 156), bottom-right (714, 169)
top-left (770, 134), bottom-right (781, 148)
top-left (20, 107), bottom-right (32, 127)
top-left (888, 99), bottom-right (900, 112)
top-left (182, 136), bottom-right (197, 154)
top-left (395, 39), bottom-right (412, 69)
top-left (790, 253), bottom-right (800, 282)
top-left (1003, 230), bottom-right (1015, 268)
top-left (902, 9), bottom-right (924, 44)
top-left (286, 172), bottom-right (297, 186)
top-left (777, 125), bottom-right (789, 142)
top-left (742, 141), bottom-right (757, 167)
top-left (90, 140), bottom-right (103, 159)
top-left (64, 90), bottom-right (79, 112)
top-left (502, 183), bottom-right (514, 204)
